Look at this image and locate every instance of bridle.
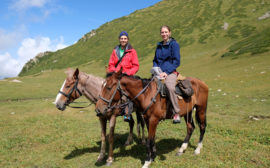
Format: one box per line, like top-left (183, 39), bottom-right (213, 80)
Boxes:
top-left (99, 80), bottom-right (124, 110)
top-left (58, 79), bottom-right (82, 104)
top-left (98, 76), bottom-right (155, 113)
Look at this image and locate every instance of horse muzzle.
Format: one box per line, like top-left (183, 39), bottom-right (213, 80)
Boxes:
top-left (95, 103), bottom-right (110, 116)
top-left (56, 101), bottom-right (67, 111)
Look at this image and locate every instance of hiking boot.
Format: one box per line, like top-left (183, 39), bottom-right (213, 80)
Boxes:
top-left (173, 114), bottom-right (181, 124)
top-left (124, 115), bottom-right (131, 122)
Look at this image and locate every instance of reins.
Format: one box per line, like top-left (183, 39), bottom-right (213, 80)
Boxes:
top-left (67, 101), bottom-right (93, 108)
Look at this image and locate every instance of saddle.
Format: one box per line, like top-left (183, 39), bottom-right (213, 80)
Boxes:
top-left (158, 74), bottom-right (194, 99)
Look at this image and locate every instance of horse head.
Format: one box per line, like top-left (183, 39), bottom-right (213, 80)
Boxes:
top-left (95, 69), bottom-right (123, 115)
top-left (55, 68), bottom-right (83, 111)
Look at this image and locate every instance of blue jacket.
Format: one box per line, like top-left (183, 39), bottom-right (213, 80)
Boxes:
top-left (153, 38), bottom-right (180, 74)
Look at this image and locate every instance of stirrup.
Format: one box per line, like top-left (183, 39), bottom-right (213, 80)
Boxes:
top-left (124, 115), bottom-right (130, 122)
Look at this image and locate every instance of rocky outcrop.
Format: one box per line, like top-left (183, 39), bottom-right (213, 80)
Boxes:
top-left (80, 30), bottom-right (96, 42)
top-left (21, 51), bottom-right (51, 72)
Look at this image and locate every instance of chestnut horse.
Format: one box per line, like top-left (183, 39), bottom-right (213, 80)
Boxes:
top-left (55, 68), bottom-right (146, 165)
top-left (96, 71), bottom-right (208, 168)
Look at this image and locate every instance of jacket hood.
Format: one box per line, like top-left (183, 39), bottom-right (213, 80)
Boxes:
top-left (157, 37), bottom-right (176, 46)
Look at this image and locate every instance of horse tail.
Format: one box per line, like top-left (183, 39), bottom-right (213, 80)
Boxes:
top-left (191, 77), bottom-right (208, 127)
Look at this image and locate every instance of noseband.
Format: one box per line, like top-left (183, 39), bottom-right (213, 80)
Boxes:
top-left (58, 79), bottom-right (82, 104)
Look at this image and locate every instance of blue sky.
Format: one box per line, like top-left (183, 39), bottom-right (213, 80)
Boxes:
top-left (0, 0), bottom-right (161, 79)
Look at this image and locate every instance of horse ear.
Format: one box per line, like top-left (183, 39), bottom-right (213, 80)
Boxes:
top-left (73, 68), bottom-right (79, 79)
top-left (105, 65), bottom-right (110, 73)
top-left (115, 68), bottom-right (123, 79)
top-left (118, 67), bottom-right (123, 74)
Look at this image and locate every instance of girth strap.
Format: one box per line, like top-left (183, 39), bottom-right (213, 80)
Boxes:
top-left (142, 79), bottom-right (162, 114)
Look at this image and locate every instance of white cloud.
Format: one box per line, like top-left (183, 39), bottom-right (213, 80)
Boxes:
top-left (0, 52), bottom-right (21, 78)
top-left (0, 26), bottom-right (26, 50)
top-left (9, 0), bottom-right (54, 22)
top-left (18, 36), bottom-right (67, 63)
top-left (11, 0), bottom-right (50, 10)
top-left (0, 36), bottom-right (67, 79)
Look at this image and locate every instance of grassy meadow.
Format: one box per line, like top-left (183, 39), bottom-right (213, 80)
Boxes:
top-left (1, 39), bottom-right (270, 168)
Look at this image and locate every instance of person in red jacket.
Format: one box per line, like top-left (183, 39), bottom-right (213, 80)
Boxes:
top-left (108, 31), bottom-right (139, 75)
top-left (107, 31), bottom-right (139, 121)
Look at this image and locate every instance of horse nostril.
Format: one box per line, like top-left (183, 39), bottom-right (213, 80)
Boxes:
top-left (95, 108), bottom-right (102, 116)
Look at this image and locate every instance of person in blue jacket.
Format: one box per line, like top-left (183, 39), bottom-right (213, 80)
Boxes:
top-left (153, 25), bottom-right (181, 123)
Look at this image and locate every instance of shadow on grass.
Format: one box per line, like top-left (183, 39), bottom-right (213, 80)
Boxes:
top-left (64, 145), bottom-right (100, 160)
top-left (64, 132), bottom-right (196, 166)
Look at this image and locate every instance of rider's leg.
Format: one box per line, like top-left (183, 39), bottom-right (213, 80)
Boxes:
top-left (165, 73), bottom-right (181, 123)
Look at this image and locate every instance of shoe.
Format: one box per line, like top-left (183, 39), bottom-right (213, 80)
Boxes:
top-left (124, 115), bottom-right (130, 122)
top-left (173, 114), bottom-right (181, 124)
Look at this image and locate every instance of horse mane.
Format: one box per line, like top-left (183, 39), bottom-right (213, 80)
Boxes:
top-left (121, 74), bottom-right (152, 88)
top-left (80, 71), bottom-right (104, 85)
top-left (106, 72), bottom-right (152, 88)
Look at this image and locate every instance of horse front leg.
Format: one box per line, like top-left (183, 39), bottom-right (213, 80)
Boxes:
top-left (97, 117), bottom-right (107, 162)
top-left (106, 115), bottom-right (116, 166)
top-left (142, 116), bottom-right (158, 168)
top-left (125, 114), bottom-right (134, 146)
top-left (176, 112), bottom-right (195, 156)
top-left (136, 111), bottom-right (146, 145)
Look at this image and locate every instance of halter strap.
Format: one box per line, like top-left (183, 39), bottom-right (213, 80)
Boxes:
top-left (58, 79), bottom-right (82, 102)
top-left (99, 80), bottom-right (121, 110)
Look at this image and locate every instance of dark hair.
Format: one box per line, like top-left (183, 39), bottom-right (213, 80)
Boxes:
top-left (160, 25), bottom-right (171, 32)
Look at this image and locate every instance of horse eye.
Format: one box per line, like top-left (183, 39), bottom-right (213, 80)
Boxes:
top-left (66, 86), bottom-right (71, 88)
top-left (106, 87), bottom-right (112, 91)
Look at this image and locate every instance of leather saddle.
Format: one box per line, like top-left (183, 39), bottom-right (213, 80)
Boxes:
top-left (158, 78), bottom-right (194, 99)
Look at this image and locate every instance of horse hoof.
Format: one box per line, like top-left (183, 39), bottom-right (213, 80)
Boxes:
top-left (142, 160), bottom-right (152, 168)
top-left (176, 152), bottom-right (183, 156)
top-left (106, 161), bottom-right (112, 166)
top-left (96, 154), bottom-right (105, 162)
top-left (96, 158), bottom-right (103, 163)
top-left (194, 151), bottom-right (200, 155)
top-left (125, 139), bottom-right (134, 146)
top-left (125, 141), bottom-right (131, 146)
top-left (142, 139), bottom-right (146, 145)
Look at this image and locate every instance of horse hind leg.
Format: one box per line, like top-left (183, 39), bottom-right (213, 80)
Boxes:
top-left (194, 105), bottom-right (207, 155)
top-left (176, 112), bottom-right (195, 156)
top-left (125, 114), bottom-right (134, 146)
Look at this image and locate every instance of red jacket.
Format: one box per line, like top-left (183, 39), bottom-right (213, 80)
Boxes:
top-left (108, 44), bottom-right (139, 75)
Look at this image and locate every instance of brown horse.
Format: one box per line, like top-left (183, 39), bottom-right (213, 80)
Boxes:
top-left (55, 68), bottom-right (146, 165)
top-left (96, 70), bottom-right (208, 168)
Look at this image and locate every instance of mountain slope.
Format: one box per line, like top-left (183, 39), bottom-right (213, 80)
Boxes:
top-left (19, 0), bottom-right (270, 76)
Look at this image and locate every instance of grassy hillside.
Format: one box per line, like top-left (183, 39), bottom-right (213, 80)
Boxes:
top-left (19, 0), bottom-right (270, 76)
top-left (1, 0), bottom-right (270, 167)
